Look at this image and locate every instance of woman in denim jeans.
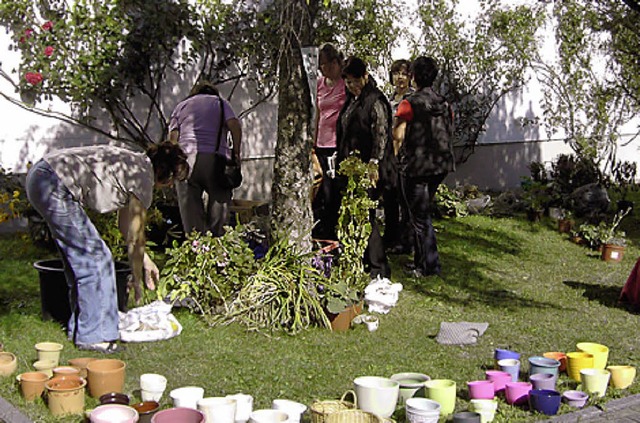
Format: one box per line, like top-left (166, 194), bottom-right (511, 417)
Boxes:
top-left (26, 142), bottom-right (189, 353)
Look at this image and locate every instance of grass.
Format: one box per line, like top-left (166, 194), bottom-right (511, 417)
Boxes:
top-left (1, 205), bottom-right (640, 422)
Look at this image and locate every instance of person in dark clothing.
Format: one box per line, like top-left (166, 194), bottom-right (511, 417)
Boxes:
top-left (383, 59), bottom-right (414, 254)
top-left (336, 57), bottom-right (395, 278)
top-left (393, 56), bottom-right (455, 277)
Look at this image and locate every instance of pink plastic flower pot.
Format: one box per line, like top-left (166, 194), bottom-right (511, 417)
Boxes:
top-left (467, 380), bottom-right (495, 400)
top-left (505, 382), bottom-right (532, 406)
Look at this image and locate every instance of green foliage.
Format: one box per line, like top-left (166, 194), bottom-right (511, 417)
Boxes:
top-left (536, 0), bottom-right (638, 172)
top-left (0, 0), bottom-right (280, 146)
top-left (414, 0), bottom-right (544, 160)
top-left (573, 208), bottom-right (631, 249)
top-left (549, 154), bottom-right (603, 196)
top-left (157, 227), bottom-right (258, 314)
top-left (324, 155), bottom-right (376, 314)
top-left (314, 0), bottom-right (403, 69)
top-left (520, 177), bottom-right (553, 212)
top-left (0, 166), bottom-right (30, 223)
top-left (435, 184), bottom-right (468, 218)
top-left (209, 233), bottom-right (330, 334)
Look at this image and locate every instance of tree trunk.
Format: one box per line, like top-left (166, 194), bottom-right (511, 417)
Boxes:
top-left (271, 0), bottom-right (314, 251)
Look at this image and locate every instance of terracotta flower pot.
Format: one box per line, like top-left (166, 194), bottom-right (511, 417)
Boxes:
top-left (68, 357), bottom-right (98, 379)
top-left (86, 359), bottom-right (126, 398)
top-left (601, 244), bottom-right (625, 262)
top-left (45, 375), bottom-right (87, 416)
top-left (0, 352), bottom-right (18, 377)
top-left (18, 371), bottom-right (50, 401)
top-left (328, 303), bottom-right (362, 332)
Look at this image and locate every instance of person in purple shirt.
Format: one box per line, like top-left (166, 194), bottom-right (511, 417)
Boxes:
top-left (169, 82), bottom-right (242, 236)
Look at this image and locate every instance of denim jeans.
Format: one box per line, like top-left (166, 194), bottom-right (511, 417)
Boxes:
top-left (26, 160), bottom-right (119, 345)
top-left (402, 173), bottom-right (447, 275)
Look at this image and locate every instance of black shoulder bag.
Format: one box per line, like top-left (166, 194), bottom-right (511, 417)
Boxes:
top-left (215, 97), bottom-right (242, 189)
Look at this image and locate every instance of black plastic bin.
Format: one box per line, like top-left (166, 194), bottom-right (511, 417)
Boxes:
top-left (34, 259), bottom-right (130, 325)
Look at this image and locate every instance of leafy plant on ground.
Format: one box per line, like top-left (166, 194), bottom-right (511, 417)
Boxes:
top-left (323, 155), bottom-right (376, 314)
top-left (572, 207), bottom-right (631, 249)
top-left (157, 227), bottom-right (258, 314)
top-left (435, 184), bottom-right (468, 218)
top-left (208, 233), bottom-right (330, 334)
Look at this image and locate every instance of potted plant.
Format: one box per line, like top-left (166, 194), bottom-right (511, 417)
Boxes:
top-left (318, 155), bottom-right (377, 331)
top-left (557, 210), bottom-right (574, 234)
top-left (520, 177), bottom-right (552, 221)
top-left (572, 208), bottom-right (630, 261)
top-left (599, 208), bottom-right (631, 262)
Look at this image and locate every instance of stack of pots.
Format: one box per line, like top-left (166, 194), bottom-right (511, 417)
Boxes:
top-left (405, 398), bottom-right (440, 423)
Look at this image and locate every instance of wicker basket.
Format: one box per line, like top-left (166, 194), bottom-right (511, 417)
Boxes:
top-left (325, 410), bottom-right (383, 423)
top-left (310, 391), bottom-right (357, 423)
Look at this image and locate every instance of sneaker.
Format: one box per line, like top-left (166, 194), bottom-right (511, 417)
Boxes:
top-left (77, 341), bottom-right (126, 354)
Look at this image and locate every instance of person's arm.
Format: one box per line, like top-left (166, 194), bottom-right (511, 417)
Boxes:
top-left (226, 117), bottom-right (242, 164)
top-left (118, 196), bottom-right (157, 302)
top-left (168, 129), bottom-right (179, 144)
top-left (370, 99), bottom-right (389, 164)
top-left (393, 118), bottom-right (407, 156)
top-left (393, 99), bottom-right (413, 155)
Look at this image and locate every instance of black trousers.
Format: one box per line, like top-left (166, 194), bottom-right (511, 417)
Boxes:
top-left (382, 175), bottom-right (413, 252)
top-left (312, 147), bottom-right (340, 240)
top-left (402, 173), bottom-right (447, 275)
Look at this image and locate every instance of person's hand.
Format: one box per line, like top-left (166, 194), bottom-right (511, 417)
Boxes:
top-left (143, 255), bottom-right (159, 291)
top-left (369, 166), bottom-right (379, 186)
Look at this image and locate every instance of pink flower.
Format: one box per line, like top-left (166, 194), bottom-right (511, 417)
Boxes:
top-left (25, 28), bottom-right (34, 38)
top-left (44, 46), bottom-right (54, 57)
top-left (42, 21), bottom-right (53, 31)
top-left (19, 36), bottom-right (25, 43)
top-left (25, 72), bottom-right (43, 85)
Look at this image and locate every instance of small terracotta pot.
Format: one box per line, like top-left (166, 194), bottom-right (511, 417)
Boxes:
top-left (0, 352), bottom-right (18, 376)
top-left (86, 359), bottom-right (126, 398)
top-left (34, 342), bottom-right (63, 366)
top-left (45, 375), bottom-right (86, 416)
top-left (68, 357), bottom-right (97, 379)
top-left (53, 366), bottom-right (80, 378)
top-left (328, 303), bottom-right (363, 332)
top-left (18, 371), bottom-right (50, 401)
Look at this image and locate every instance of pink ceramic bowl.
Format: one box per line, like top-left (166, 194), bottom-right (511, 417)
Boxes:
top-left (90, 404), bottom-right (138, 423)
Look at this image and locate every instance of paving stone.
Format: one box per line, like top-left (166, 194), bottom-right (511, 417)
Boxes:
top-left (0, 396), bottom-right (32, 423)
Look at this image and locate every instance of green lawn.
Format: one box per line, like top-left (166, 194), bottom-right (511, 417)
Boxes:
top-left (0, 209), bottom-right (639, 422)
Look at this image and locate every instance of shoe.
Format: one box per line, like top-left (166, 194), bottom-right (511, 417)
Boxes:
top-left (77, 341), bottom-right (126, 354)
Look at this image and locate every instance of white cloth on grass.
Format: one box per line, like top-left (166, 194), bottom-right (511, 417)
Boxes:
top-left (118, 300), bottom-right (182, 342)
top-left (364, 276), bottom-right (403, 314)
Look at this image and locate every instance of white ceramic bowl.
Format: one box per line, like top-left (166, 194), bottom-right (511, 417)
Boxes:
top-left (170, 386), bottom-right (205, 409)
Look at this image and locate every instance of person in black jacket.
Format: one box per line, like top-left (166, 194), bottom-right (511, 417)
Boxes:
top-left (336, 56), bottom-right (395, 278)
top-left (393, 56), bottom-right (455, 277)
